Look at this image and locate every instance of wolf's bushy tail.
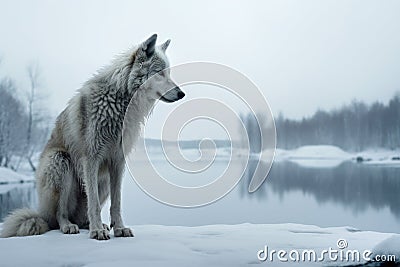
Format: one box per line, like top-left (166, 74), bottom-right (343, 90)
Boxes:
top-left (1, 208), bottom-right (49, 238)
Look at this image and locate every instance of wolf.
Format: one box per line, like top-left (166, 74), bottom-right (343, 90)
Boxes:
top-left (0, 34), bottom-right (185, 240)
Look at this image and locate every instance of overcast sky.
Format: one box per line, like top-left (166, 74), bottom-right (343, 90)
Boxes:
top-left (1, 0), bottom-right (400, 138)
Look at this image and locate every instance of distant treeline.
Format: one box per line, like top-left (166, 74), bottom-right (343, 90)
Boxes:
top-left (275, 94), bottom-right (400, 151)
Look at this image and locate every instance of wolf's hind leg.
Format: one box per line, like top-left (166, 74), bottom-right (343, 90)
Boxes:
top-left (57, 179), bottom-right (80, 234)
top-left (52, 151), bottom-right (80, 234)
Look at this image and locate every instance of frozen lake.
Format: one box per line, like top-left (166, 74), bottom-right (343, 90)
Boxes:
top-left (1, 157), bottom-right (399, 234)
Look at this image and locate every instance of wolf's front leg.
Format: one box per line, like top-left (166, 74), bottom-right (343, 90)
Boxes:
top-left (83, 158), bottom-right (110, 240)
top-left (109, 160), bottom-right (134, 237)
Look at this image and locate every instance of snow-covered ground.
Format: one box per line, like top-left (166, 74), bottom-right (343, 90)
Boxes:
top-left (0, 223), bottom-right (398, 267)
top-left (0, 167), bottom-right (34, 184)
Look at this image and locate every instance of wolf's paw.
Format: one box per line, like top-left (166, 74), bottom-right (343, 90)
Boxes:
top-left (114, 227), bottom-right (134, 237)
top-left (89, 229), bottom-right (110, 240)
top-left (102, 223), bottom-right (110, 231)
top-left (61, 223), bottom-right (80, 234)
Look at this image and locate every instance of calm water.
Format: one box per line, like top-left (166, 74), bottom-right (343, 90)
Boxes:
top-left (1, 159), bottom-right (399, 234)
top-left (0, 183), bottom-right (37, 220)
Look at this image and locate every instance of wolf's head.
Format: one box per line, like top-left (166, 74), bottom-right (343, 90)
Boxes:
top-left (129, 34), bottom-right (185, 103)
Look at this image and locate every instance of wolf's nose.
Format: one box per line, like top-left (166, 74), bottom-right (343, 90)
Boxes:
top-left (177, 91), bottom-right (185, 99)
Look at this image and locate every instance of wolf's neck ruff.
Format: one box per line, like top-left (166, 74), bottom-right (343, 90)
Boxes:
top-left (89, 72), bottom-right (153, 126)
top-left (85, 64), bottom-right (156, 158)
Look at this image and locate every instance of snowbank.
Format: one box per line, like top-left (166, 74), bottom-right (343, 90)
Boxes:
top-left (0, 167), bottom-right (34, 184)
top-left (0, 223), bottom-right (396, 267)
top-left (373, 234), bottom-right (400, 262)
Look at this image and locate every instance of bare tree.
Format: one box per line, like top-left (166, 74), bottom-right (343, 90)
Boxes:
top-left (25, 63), bottom-right (43, 171)
top-left (0, 60), bottom-right (50, 171)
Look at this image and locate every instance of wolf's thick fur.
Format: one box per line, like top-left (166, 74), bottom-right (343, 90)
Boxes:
top-left (1, 34), bottom-right (184, 240)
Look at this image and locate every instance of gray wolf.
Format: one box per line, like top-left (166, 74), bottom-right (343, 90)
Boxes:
top-left (1, 34), bottom-right (185, 240)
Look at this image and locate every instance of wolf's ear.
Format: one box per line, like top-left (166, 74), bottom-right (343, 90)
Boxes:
top-left (160, 39), bottom-right (171, 52)
top-left (142, 34), bottom-right (157, 58)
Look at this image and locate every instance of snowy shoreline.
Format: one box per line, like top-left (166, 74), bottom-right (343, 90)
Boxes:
top-left (0, 167), bottom-right (34, 185)
top-left (1, 145), bottom-right (399, 184)
top-left (0, 223), bottom-right (398, 266)
top-left (274, 145), bottom-right (400, 168)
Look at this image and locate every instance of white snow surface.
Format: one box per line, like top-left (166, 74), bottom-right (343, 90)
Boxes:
top-left (373, 234), bottom-right (400, 260)
top-left (0, 223), bottom-right (396, 267)
top-left (0, 167), bottom-right (34, 184)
